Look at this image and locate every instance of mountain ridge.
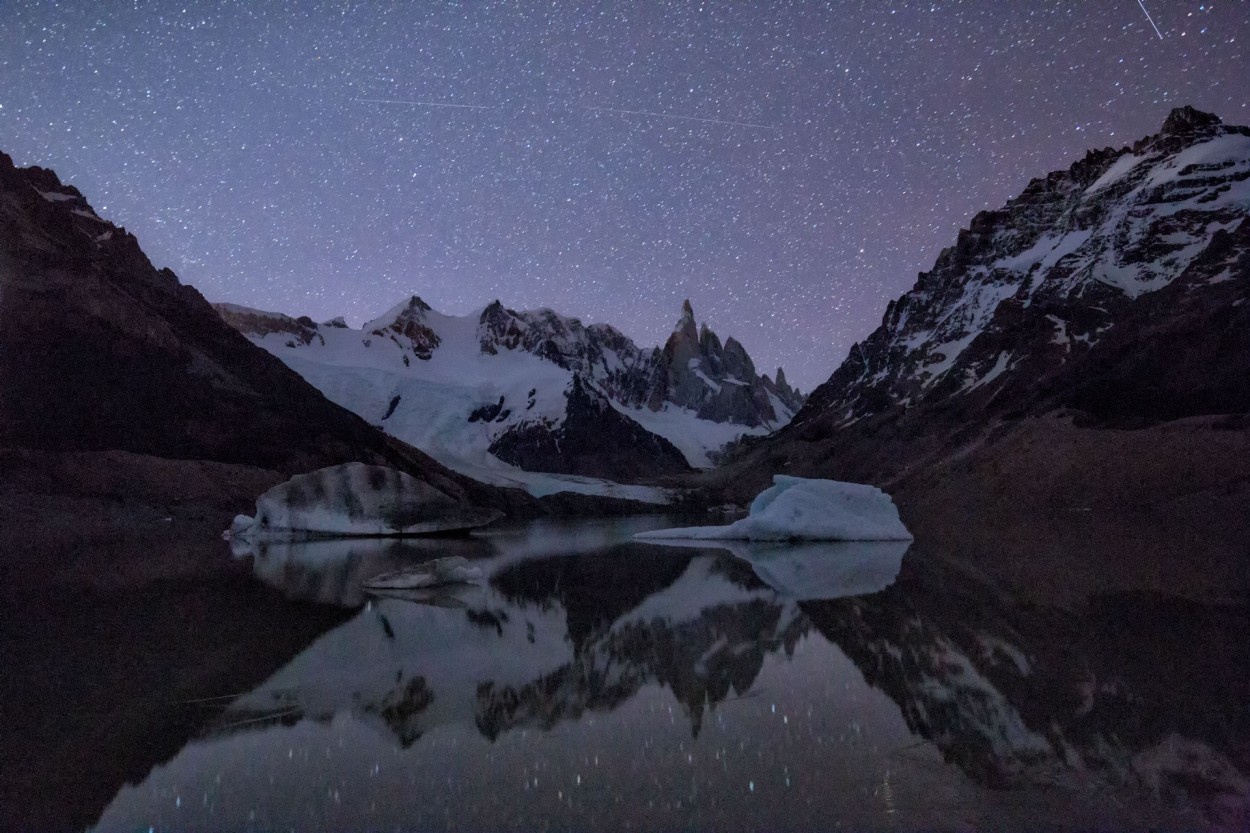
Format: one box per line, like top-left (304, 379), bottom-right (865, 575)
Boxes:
top-left (216, 293), bottom-right (805, 484)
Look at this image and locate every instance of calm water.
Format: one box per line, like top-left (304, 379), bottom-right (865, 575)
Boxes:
top-left (4, 517), bottom-right (1249, 832)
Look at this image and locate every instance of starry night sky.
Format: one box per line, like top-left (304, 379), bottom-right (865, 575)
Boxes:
top-left (2, 2), bottom-right (1246, 389)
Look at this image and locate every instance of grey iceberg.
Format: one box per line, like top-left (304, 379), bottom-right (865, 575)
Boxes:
top-left (226, 463), bottom-right (502, 542)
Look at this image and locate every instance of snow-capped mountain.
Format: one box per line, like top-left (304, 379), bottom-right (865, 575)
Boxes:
top-left (216, 297), bottom-right (804, 485)
top-left (795, 106), bottom-right (1250, 436)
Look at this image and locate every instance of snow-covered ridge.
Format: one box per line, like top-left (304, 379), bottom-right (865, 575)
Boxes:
top-left (801, 107), bottom-right (1250, 427)
top-left (216, 297), bottom-right (805, 492)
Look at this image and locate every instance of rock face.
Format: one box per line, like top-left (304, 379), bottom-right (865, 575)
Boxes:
top-left (0, 150), bottom-right (524, 515)
top-left (217, 295), bottom-right (805, 478)
top-left (488, 375), bottom-right (691, 480)
top-left (736, 108), bottom-right (1250, 494)
top-left (647, 300), bottom-right (802, 425)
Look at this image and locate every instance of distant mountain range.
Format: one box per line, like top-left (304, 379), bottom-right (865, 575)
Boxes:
top-left (216, 296), bottom-right (805, 484)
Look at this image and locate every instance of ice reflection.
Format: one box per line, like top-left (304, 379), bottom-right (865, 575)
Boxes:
top-left (644, 538), bottom-right (909, 600)
top-left (237, 519), bottom-right (909, 609)
top-left (236, 534), bottom-right (493, 607)
top-left (216, 547), bottom-right (811, 747)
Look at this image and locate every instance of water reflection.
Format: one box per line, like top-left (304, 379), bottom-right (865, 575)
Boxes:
top-left (76, 524), bottom-right (1249, 831)
top-left (235, 534), bottom-right (494, 607)
top-left (223, 547), bottom-right (819, 746)
top-left (804, 555), bottom-right (1250, 815)
top-left (643, 538), bottom-right (910, 601)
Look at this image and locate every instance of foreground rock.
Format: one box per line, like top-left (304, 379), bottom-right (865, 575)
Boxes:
top-left (227, 463), bottom-right (502, 541)
top-left (637, 476), bottom-right (913, 541)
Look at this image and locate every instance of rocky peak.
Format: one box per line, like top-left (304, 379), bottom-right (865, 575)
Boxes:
top-left (1132, 105), bottom-right (1244, 156)
top-left (720, 337), bottom-right (754, 381)
top-left (369, 294), bottom-right (441, 360)
top-left (698, 322), bottom-right (723, 357)
top-left (676, 299), bottom-right (698, 340)
top-left (214, 303), bottom-right (324, 348)
top-left (1160, 105), bottom-right (1223, 136)
top-left (651, 299), bottom-right (803, 427)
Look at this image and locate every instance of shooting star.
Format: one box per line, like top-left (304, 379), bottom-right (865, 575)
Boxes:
top-left (353, 98), bottom-right (495, 110)
top-left (1135, 0), bottom-right (1164, 39)
top-left (583, 105), bottom-right (777, 132)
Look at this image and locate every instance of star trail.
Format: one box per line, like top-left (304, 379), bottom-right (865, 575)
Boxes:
top-left (1, 1), bottom-right (1246, 387)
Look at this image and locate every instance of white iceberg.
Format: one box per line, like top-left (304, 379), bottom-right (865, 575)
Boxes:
top-left (225, 462), bottom-right (503, 542)
top-left (635, 475), bottom-right (913, 542)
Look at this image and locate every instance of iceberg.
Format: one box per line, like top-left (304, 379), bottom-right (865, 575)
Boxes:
top-left (226, 462), bottom-right (503, 542)
top-left (635, 475), bottom-right (913, 542)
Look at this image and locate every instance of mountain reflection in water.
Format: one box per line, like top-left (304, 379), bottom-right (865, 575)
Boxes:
top-left (40, 519), bottom-right (1250, 831)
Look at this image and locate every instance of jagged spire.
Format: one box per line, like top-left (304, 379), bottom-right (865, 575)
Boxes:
top-left (674, 298), bottom-right (698, 340)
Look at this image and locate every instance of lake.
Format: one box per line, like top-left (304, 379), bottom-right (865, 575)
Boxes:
top-left (3, 516), bottom-right (1248, 831)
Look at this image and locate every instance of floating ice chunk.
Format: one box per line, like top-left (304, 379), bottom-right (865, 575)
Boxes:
top-left (225, 463), bottom-right (502, 541)
top-left (635, 475), bottom-right (913, 542)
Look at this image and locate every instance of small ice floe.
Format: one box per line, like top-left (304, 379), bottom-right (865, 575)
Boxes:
top-left (225, 462), bottom-right (502, 541)
top-left (362, 556), bottom-right (484, 593)
top-left (636, 475), bottom-right (913, 542)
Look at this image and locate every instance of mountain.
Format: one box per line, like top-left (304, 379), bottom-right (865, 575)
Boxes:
top-left (726, 107), bottom-right (1250, 520)
top-left (216, 296), bottom-right (804, 484)
top-left (0, 151), bottom-right (527, 519)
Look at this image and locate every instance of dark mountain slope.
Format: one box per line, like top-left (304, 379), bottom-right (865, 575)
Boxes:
top-left (0, 151), bottom-right (531, 515)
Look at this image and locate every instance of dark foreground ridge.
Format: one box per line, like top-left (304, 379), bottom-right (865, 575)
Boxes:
top-left (0, 150), bottom-right (545, 520)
